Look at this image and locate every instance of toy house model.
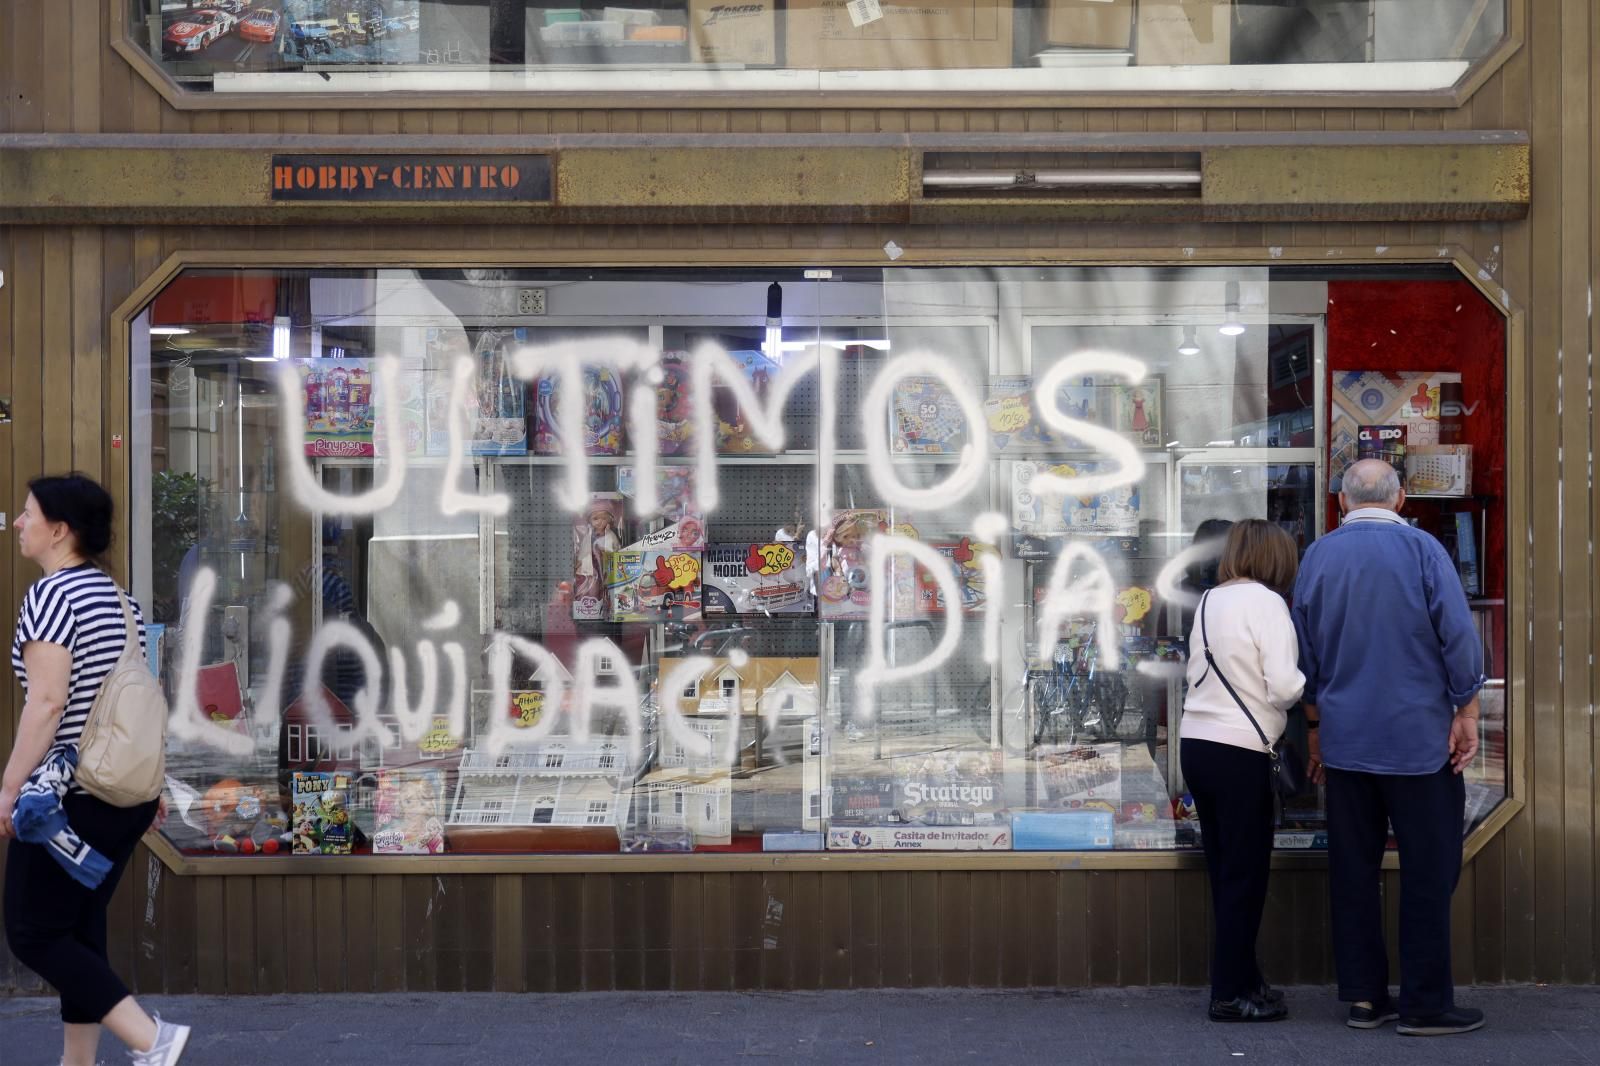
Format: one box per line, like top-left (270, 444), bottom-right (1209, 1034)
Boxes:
top-left (631, 767), bottom-right (733, 846)
top-left (447, 737), bottom-right (634, 831)
top-left (657, 657), bottom-right (821, 772)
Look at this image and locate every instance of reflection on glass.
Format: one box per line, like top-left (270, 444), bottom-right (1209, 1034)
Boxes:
top-left (128, 0), bottom-right (1507, 93)
top-left (133, 265), bottom-right (1507, 860)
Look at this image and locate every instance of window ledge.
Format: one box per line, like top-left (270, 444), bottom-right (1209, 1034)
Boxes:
top-left (210, 60), bottom-right (1472, 98)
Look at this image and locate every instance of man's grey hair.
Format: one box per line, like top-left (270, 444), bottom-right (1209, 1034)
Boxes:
top-left (1342, 459), bottom-right (1402, 506)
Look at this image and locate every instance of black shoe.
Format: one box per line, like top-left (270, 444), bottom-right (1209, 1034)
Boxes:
top-left (1209, 994), bottom-right (1288, 1023)
top-left (1257, 984), bottom-right (1285, 1007)
top-left (1347, 997), bottom-right (1400, 1029)
top-left (1397, 1007), bottom-right (1485, 1036)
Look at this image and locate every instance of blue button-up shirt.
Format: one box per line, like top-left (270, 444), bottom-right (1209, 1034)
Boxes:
top-left (1291, 507), bottom-right (1485, 775)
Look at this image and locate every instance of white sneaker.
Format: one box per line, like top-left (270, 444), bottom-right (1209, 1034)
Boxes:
top-left (129, 1017), bottom-right (190, 1065)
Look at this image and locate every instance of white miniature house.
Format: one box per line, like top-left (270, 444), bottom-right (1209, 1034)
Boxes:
top-left (448, 736), bottom-right (633, 830)
top-left (632, 767), bottom-right (733, 846)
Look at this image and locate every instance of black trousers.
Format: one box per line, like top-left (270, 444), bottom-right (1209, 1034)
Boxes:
top-left (1181, 737), bottom-right (1275, 1002)
top-left (1326, 762), bottom-right (1464, 1017)
top-left (3, 791), bottom-right (158, 1024)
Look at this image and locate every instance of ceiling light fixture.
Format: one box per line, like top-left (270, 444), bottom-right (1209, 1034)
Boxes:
top-left (1219, 280), bottom-right (1246, 337)
top-left (149, 326), bottom-right (192, 336)
top-left (272, 315), bottom-right (291, 360)
top-left (1177, 325), bottom-right (1200, 356)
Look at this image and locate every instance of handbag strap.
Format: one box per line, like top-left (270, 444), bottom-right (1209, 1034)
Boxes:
top-left (1196, 589), bottom-right (1274, 751)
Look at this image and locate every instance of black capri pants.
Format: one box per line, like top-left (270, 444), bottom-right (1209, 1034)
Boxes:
top-left (4, 791), bottom-right (159, 1023)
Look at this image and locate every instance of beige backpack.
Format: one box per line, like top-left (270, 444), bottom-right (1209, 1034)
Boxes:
top-left (75, 587), bottom-right (168, 807)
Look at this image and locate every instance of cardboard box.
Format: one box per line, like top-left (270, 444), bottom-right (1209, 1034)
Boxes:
top-left (1045, 0), bottom-right (1133, 49)
top-left (688, 0), bottom-right (776, 65)
top-left (1012, 811), bottom-right (1115, 850)
top-left (786, 0), bottom-right (1014, 71)
top-left (827, 825), bottom-right (1013, 851)
top-left (1135, 0), bottom-right (1231, 66)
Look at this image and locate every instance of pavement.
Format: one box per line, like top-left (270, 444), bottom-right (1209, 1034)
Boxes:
top-left (2, 985), bottom-right (1597, 1065)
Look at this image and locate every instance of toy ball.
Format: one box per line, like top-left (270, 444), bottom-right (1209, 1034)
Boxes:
top-left (238, 838), bottom-right (256, 855)
top-left (262, 838), bottom-right (280, 855)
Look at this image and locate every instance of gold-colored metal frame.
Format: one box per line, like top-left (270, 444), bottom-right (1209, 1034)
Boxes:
top-left (116, 244), bottom-right (1526, 876)
top-left (108, 0), bottom-right (1526, 113)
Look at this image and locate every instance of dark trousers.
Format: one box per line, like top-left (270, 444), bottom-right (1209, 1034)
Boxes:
top-left (1181, 737), bottom-right (1275, 1002)
top-left (3, 791), bottom-right (158, 1024)
top-left (1326, 762), bottom-right (1464, 1017)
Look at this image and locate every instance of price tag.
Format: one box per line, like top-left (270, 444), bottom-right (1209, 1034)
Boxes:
top-left (847, 0), bottom-right (883, 27)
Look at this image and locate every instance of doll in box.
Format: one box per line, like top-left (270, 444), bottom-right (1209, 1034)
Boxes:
top-left (573, 498), bottom-right (623, 619)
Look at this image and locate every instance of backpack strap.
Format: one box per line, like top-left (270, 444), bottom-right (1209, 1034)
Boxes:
top-left (111, 585), bottom-right (142, 667)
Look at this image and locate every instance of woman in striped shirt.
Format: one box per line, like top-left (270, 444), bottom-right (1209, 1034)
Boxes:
top-left (2, 474), bottom-right (190, 1066)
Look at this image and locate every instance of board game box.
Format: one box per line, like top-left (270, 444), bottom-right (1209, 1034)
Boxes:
top-left (892, 376), bottom-right (969, 454)
top-left (372, 769), bottom-right (446, 855)
top-left (1010, 461), bottom-right (1141, 559)
top-left (290, 771), bottom-right (354, 855)
top-left (1330, 371), bottom-right (1463, 492)
top-left (1356, 424), bottom-right (1408, 481)
top-left (703, 541), bottom-right (815, 615)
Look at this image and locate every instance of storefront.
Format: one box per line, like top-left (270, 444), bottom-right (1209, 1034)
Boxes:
top-left (2, 0), bottom-right (1595, 993)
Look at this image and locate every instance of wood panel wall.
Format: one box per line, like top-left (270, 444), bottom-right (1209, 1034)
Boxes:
top-left (1, 0), bottom-right (1595, 993)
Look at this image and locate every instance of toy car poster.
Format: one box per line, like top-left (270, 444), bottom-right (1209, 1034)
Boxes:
top-left (573, 495), bottom-right (625, 621)
top-left (605, 548), bottom-right (704, 623)
top-left (372, 769), bottom-right (446, 855)
top-left (279, 0), bottom-right (424, 66)
top-left (703, 541), bottom-right (815, 616)
top-left (1330, 371), bottom-right (1463, 491)
top-left (892, 377), bottom-right (968, 454)
top-left (814, 509), bottom-right (887, 620)
top-left (532, 363), bottom-right (624, 456)
top-left (299, 359), bottom-right (375, 457)
top-left (655, 350), bottom-right (695, 456)
top-left (290, 771), bottom-right (354, 855)
top-left (1010, 461), bottom-right (1141, 559)
top-left (712, 349), bottom-right (780, 453)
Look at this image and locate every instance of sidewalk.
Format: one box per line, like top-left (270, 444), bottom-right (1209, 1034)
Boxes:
top-left (3, 985), bottom-right (1596, 1065)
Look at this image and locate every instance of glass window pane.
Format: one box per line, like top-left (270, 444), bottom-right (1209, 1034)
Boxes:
top-left (126, 0), bottom-right (1507, 97)
top-left (135, 263), bottom-right (1507, 861)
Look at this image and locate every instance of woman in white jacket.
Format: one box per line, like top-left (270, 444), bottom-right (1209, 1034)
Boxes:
top-left (1182, 519), bottom-right (1306, 1023)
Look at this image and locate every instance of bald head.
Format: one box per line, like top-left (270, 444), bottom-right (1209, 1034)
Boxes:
top-left (1341, 459), bottom-right (1404, 511)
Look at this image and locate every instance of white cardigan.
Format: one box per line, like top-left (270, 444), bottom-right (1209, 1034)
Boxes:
top-left (1182, 581), bottom-right (1306, 753)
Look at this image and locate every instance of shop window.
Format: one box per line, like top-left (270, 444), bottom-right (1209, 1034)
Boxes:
top-left (122, 1), bottom-right (1507, 98)
top-left (133, 263), bottom-right (1508, 862)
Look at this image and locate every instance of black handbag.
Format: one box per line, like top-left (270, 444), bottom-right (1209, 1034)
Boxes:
top-left (1194, 590), bottom-right (1305, 800)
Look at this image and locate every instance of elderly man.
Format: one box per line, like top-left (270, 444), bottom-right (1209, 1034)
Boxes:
top-left (1291, 459), bottom-right (1485, 1036)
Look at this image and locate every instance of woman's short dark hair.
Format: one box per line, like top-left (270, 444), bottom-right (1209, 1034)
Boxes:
top-left (1216, 518), bottom-right (1299, 596)
top-left (28, 472), bottom-right (114, 564)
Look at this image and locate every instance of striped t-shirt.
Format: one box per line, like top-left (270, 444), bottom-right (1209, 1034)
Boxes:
top-left (10, 564), bottom-right (147, 753)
